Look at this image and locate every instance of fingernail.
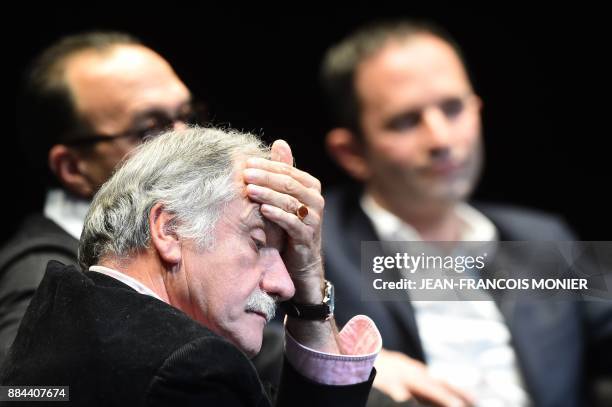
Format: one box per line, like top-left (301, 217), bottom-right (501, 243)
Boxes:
top-left (243, 168), bottom-right (258, 181)
top-left (246, 184), bottom-right (262, 196)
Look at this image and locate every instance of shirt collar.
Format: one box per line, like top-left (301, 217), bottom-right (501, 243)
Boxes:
top-left (89, 265), bottom-right (165, 302)
top-left (360, 193), bottom-right (497, 242)
top-left (44, 188), bottom-right (91, 240)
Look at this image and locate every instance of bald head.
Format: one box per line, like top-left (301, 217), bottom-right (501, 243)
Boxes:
top-left (65, 44), bottom-right (190, 138)
top-left (20, 32), bottom-right (194, 198)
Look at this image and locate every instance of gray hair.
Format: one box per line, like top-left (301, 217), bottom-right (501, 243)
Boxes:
top-left (78, 126), bottom-right (269, 270)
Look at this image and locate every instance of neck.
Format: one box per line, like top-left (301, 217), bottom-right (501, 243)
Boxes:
top-left (100, 253), bottom-right (171, 303)
top-left (367, 187), bottom-right (463, 241)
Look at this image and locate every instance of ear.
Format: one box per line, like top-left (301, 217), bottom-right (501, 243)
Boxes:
top-left (48, 144), bottom-right (96, 198)
top-left (325, 128), bottom-right (371, 181)
top-left (148, 203), bottom-right (182, 265)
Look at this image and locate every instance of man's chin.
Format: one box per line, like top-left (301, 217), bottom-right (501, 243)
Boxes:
top-left (419, 177), bottom-right (475, 204)
top-left (241, 338), bottom-right (263, 359)
top-left (231, 321), bottom-right (264, 358)
top-left (205, 320), bottom-right (263, 358)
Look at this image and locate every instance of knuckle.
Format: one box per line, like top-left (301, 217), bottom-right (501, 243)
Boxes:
top-left (315, 194), bottom-right (325, 210)
top-left (263, 172), bottom-right (272, 185)
top-left (283, 177), bottom-right (297, 194)
top-left (279, 162), bottom-right (292, 175)
top-left (287, 198), bottom-right (299, 213)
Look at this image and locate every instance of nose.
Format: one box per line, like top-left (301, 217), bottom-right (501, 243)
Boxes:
top-left (421, 106), bottom-right (452, 149)
top-left (260, 250), bottom-right (295, 302)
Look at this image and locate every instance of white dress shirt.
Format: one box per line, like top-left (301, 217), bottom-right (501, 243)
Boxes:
top-left (361, 194), bottom-right (530, 407)
top-left (44, 188), bottom-right (90, 240)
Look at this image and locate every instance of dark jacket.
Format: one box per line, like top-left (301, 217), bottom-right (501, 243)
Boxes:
top-left (0, 261), bottom-right (374, 406)
top-left (322, 187), bottom-right (612, 407)
top-left (0, 215), bottom-right (78, 364)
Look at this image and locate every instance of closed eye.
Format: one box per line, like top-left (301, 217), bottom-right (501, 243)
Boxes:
top-left (253, 237), bottom-right (265, 252)
top-left (250, 228), bottom-right (267, 253)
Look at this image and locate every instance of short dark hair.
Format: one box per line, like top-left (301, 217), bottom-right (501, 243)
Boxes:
top-left (320, 19), bottom-right (468, 135)
top-left (17, 31), bottom-right (141, 184)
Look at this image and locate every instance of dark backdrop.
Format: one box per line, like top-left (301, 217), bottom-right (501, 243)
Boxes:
top-left (7, 4), bottom-right (610, 241)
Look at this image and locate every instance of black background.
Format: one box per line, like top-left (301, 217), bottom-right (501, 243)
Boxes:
top-left (7, 4), bottom-right (610, 242)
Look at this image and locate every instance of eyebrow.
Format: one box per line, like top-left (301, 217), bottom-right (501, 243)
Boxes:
top-left (244, 204), bottom-right (266, 229)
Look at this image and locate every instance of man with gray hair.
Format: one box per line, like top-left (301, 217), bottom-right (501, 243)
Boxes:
top-left (0, 127), bottom-right (381, 406)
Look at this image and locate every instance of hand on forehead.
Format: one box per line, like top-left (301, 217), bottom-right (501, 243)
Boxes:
top-left (247, 202), bottom-right (285, 249)
top-left (241, 140), bottom-right (294, 249)
top-left (263, 140), bottom-right (294, 246)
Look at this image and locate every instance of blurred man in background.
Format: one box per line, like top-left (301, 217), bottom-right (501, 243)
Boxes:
top-left (0, 31), bottom-right (201, 362)
top-left (320, 19), bottom-right (611, 407)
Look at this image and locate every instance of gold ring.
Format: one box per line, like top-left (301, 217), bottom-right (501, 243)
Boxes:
top-left (296, 204), bottom-right (308, 221)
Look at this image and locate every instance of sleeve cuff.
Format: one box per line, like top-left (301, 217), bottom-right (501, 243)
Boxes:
top-left (284, 315), bottom-right (382, 385)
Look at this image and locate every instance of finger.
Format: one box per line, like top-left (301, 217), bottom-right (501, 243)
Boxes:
top-left (378, 384), bottom-right (412, 402)
top-left (243, 168), bottom-right (324, 211)
top-left (246, 184), bottom-right (302, 215)
top-left (260, 203), bottom-right (319, 243)
top-left (246, 157), bottom-right (321, 191)
top-left (271, 139), bottom-right (293, 165)
top-left (439, 381), bottom-right (475, 406)
top-left (410, 378), bottom-right (469, 407)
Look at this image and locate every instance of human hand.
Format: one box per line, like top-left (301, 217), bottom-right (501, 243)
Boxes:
top-left (374, 349), bottom-right (474, 407)
top-left (243, 140), bottom-right (325, 303)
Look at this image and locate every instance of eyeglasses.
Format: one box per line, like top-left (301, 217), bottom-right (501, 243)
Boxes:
top-left (63, 101), bottom-right (207, 147)
top-left (384, 93), bottom-right (476, 132)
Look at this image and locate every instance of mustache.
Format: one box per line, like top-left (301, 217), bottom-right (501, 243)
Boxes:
top-left (245, 288), bottom-right (277, 323)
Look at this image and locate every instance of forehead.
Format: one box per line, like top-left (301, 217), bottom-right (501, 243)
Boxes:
top-left (355, 34), bottom-right (472, 109)
top-left (228, 166), bottom-right (284, 244)
top-left (64, 44), bottom-right (190, 128)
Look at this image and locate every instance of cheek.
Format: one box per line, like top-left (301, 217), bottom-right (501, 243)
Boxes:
top-left (89, 144), bottom-right (133, 180)
top-left (454, 114), bottom-right (481, 146)
top-left (369, 135), bottom-right (424, 169)
top-left (212, 253), bottom-right (261, 309)
top-left (109, 143), bottom-right (137, 165)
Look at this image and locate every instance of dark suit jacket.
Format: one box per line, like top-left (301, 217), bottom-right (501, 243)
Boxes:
top-left (322, 186), bottom-right (612, 407)
top-left (0, 214), bottom-right (78, 364)
top-left (0, 214), bottom-right (287, 387)
top-left (0, 261), bottom-right (374, 406)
